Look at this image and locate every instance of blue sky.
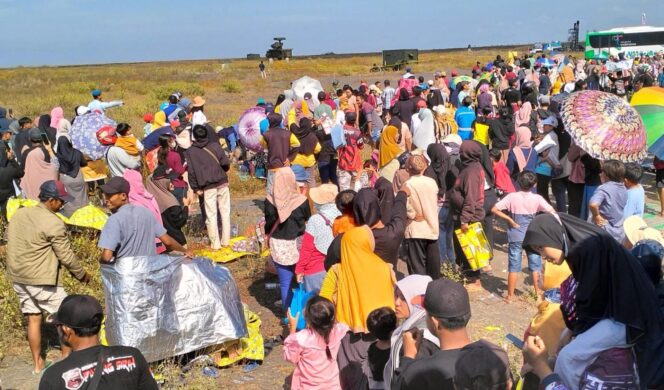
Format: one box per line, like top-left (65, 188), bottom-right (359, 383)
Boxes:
top-left (1, 0), bottom-right (663, 67)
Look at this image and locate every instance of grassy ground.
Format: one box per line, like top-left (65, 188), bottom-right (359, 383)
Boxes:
top-left (0, 47), bottom-right (545, 388)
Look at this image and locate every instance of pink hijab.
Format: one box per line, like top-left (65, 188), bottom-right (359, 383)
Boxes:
top-left (512, 126), bottom-right (533, 172)
top-left (123, 169), bottom-right (163, 225)
top-left (50, 107), bottom-right (64, 129)
top-left (514, 102), bottom-right (533, 129)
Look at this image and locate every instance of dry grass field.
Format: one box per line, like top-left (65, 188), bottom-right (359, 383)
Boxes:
top-left (0, 47), bottom-right (537, 389)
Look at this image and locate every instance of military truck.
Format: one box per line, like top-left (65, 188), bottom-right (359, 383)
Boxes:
top-left (371, 49), bottom-right (419, 72)
top-left (266, 37), bottom-right (292, 60)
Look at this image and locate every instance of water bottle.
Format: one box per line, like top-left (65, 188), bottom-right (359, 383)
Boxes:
top-left (265, 282), bottom-right (279, 290)
top-left (202, 366), bottom-right (219, 378)
top-left (231, 223), bottom-right (238, 237)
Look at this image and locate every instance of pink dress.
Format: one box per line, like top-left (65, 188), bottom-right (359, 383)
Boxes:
top-left (283, 323), bottom-right (349, 390)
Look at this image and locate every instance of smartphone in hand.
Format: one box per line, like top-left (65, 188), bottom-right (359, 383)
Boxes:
top-left (505, 333), bottom-right (524, 349)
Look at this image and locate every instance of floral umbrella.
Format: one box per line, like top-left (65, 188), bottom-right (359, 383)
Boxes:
top-left (237, 107), bottom-right (267, 152)
top-left (291, 76), bottom-right (324, 106)
top-left (70, 111), bottom-right (116, 160)
top-left (560, 90), bottom-right (647, 162)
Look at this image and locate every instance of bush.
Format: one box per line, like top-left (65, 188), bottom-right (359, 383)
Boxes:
top-left (221, 79), bottom-right (241, 93)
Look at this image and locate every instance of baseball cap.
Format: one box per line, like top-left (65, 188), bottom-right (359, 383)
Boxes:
top-left (91, 89), bottom-right (102, 98)
top-left (454, 340), bottom-right (511, 390)
top-left (39, 180), bottom-right (75, 203)
top-left (100, 176), bottom-right (130, 195)
top-left (47, 295), bottom-right (103, 329)
top-left (538, 95), bottom-right (551, 105)
top-left (257, 97), bottom-right (266, 105)
top-left (541, 116), bottom-right (558, 127)
top-left (303, 92), bottom-right (312, 100)
top-left (424, 278), bottom-right (471, 319)
top-left (624, 215), bottom-right (664, 246)
top-left (152, 165), bottom-right (179, 180)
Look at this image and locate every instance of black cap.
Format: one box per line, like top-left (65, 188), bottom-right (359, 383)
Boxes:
top-left (454, 340), bottom-right (511, 390)
top-left (100, 176), bottom-right (130, 195)
top-left (303, 92), bottom-right (312, 100)
top-left (40, 180), bottom-right (75, 203)
top-left (47, 295), bottom-right (103, 329)
top-left (424, 278), bottom-right (470, 319)
top-left (29, 127), bottom-right (43, 142)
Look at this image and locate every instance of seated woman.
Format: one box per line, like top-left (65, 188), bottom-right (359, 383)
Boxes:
top-left (523, 213), bottom-right (662, 389)
top-left (145, 166), bottom-right (189, 246)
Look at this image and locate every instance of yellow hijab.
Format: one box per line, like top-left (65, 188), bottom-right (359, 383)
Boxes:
top-left (336, 226), bottom-right (395, 333)
top-left (379, 125), bottom-right (403, 168)
top-left (150, 111), bottom-right (167, 131)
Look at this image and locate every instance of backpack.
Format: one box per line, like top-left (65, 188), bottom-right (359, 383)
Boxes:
top-left (579, 348), bottom-right (639, 389)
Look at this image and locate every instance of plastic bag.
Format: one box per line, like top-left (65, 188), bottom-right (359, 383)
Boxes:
top-left (289, 283), bottom-right (314, 331)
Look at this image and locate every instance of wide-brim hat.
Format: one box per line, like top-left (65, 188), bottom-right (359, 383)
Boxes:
top-left (309, 184), bottom-right (339, 205)
top-left (192, 96), bottom-right (206, 107)
top-left (624, 215), bottom-right (664, 246)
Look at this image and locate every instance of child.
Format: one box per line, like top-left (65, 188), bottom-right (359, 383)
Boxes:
top-left (366, 307), bottom-right (397, 390)
top-left (143, 113), bottom-right (154, 137)
top-left (623, 162), bottom-right (645, 218)
top-left (491, 171), bottom-right (554, 302)
top-left (332, 189), bottom-right (356, 236)
top-left (283, 296), bottom-right (349, 390)
top-left (114, 123), bottom-right (144, 157)
top-left (589, 159), bottom-right (628, 243)
top-left (490, 148), bottom-right (515, 197)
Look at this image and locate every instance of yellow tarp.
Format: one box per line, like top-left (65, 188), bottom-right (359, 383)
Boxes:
top-left (195, 236), bottom-right (269, 263)
top-left (213, 306), bottom-right (265, 366)
top-left (7, 198), bottom-right (108, 230)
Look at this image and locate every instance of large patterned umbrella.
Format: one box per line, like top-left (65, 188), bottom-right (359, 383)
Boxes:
top-left (561, 90), bottom-right (647, 162)
top-left (70, 111), bottom-right (116, 160)
top-left (630, 87), bottom-right (664, 147)
top-left (237, 107), bottom-right (267, 152)
top-left (291, 76), bottom-right (324, 105)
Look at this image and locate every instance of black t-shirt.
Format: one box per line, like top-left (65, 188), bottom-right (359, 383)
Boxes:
top-left (39, 345), bottom-right (158, 390)
top-left (392, 348), bottom-right (462, 390)
top-left (368, 342), bottom-right (391, 382)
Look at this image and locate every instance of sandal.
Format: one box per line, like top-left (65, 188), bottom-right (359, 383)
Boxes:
top-left (32, 360), bottom-right (53, 376)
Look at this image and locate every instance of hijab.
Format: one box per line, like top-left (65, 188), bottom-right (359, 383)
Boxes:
top-left (21, 147), bottom-right (58, 200)
top-left (379, 125), bottom-right (403, 168)
top-left (515, 101), bottom-right (533, 129)
top-left (37, 114), bottom-right (56, 146)
top-left (50, 107), bottom-right (64, 129)
top-left (145, 175), bottom-right (180, 213)
top-left (123, 169), bottom-right (163, 224)
top-left (266, 167), bottom-right (307, 222)
top-left (424, 143), bottom-right (450, 197)
top-left (388, 115), bottom-right (402, 130)
top-left (336, 225), bottom-right (395, 333)
top-left (512, 125), bottom-right (533, 172)
top-left (523, 213), bottom-right (663, 341)
top-left (305, 203), bottom-right (340, 254)
top-left (151, 111), bottom-right (167, 131)
top-left (375, 177), bottom-right (395, 225)
top-left (412, 108), bottom-right (435, 152)
top-left (384, 274), bottom-right (438, 388)
top-left (290, 117), bottom-right (318, 155)
top-left (293, 100), bottom-right (311, 123)
top-left (56, 133), bottom-right (85, 178)
top-left (353, 188), bottom-right (382, 227)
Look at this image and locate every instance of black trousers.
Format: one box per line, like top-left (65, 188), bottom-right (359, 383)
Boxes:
top-left (536, 174), bottom-right (552, 204)
top-left (482, 189), bottom-right (498, 260)
top-left (567, 182), bottom-right (584, 218)
top-left (404, 238), bottom-right (441, 280)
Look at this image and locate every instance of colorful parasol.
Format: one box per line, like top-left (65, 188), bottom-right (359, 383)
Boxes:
top-left (70, 111), bottom-right (116, 160)
top-left (560, 90), bottom-right (647, 162)
top-left (630, 87), bottom-right (664, 147)
top-left (237, 107), bottom-right (267, 152)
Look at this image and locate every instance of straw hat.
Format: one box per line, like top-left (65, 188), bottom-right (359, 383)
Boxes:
top-left (309, 184), bottom-right (338, 205)
top-left (624, 215), bottom-right (664, 246)
top-left (192, 96), bottom-right (206, 107)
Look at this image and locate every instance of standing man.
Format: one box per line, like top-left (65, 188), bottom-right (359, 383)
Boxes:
top-left (185, 125), bottom-right (232, 250)
top-left (98, 177), bottom-right (192, 262)
top-left (380, 80), bottom-right (395, 118)
top-left (259, 61), bottom-right (267, 79)
top-left (358, 93), bottom-right (384, 144)
top-left (337, 112), bottom-right (364, 191)
top-left (7, 180), bottom-right (91, 374)
top-left (40, 295), bottom-right (159, 389)
top-left (87, 89), bottom-right (123, 113)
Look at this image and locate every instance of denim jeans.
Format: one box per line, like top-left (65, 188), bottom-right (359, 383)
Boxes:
top-left (507, 241), bottom-right (542, 273)
top-left (172, 186), bottom-right (187, 206)
top-left (438, 206), bottom-right (456, 265)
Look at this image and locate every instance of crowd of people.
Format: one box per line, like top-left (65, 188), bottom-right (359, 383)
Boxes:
top-left (0, 50), bottom-right (663, 389)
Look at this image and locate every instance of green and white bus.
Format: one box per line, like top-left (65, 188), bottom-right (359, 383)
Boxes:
top-left (585, 26), bottom-right (664, 59)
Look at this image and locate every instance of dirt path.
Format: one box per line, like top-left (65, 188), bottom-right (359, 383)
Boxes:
top-left (3, 183), bottom-right (664, 389)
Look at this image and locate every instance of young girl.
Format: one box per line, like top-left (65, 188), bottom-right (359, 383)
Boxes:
top-left (283, 296), bottom-right (349, 390)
